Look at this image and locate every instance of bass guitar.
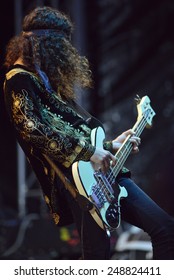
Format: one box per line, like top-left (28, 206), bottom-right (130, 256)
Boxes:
top-left (72, 95), bottom-right (156, 231)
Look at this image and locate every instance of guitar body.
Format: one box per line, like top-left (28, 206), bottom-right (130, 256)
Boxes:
top-left (72, 126), bottom-right (128, 230)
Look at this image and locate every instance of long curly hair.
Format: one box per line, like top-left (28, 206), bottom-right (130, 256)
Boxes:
top-left (4, 6), bottom-right (92, 99)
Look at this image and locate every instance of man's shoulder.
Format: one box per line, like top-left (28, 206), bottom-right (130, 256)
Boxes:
top-left (6, 66), bottom-right (37, 81)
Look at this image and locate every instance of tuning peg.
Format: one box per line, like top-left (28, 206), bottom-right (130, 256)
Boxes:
top-left (134, 94), bottom-right (141, 104)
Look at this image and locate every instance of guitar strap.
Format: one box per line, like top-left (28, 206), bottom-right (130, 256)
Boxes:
top-left (67, 98), bottom-right (104, 129)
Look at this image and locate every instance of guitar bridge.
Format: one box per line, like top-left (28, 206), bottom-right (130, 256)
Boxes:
top-left (90, 171), bottom-right (115, 209)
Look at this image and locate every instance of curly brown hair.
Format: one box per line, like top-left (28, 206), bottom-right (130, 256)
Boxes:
top-left (4, 6), bottom-right (92, 99)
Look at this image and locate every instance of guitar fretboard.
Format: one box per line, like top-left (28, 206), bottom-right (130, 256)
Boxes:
top-left (112, 116), bottom-right (147, 178)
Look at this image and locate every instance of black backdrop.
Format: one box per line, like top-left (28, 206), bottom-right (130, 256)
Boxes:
top-left (0, 0), bottom-right (174, 259)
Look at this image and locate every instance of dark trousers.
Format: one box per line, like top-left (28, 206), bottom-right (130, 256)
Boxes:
top-left (64, 177), bottom-right (174, 259)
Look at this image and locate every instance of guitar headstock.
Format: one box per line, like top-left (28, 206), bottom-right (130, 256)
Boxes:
top-left (135, 95), bottom-right (156, 128)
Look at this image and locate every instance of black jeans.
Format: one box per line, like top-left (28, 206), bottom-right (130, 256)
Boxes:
top-left (64, 177), bottom-right (174, 259)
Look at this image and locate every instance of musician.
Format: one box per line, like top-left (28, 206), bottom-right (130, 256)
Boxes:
top-left (3, 6), bottom-right (174, 259)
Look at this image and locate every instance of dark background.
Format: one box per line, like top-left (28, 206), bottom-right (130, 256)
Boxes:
top-left (0, 0), bottom-right (174, 259)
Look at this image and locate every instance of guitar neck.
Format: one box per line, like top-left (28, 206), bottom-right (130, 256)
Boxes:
top-left (113, 116), bottom-right (147, 177)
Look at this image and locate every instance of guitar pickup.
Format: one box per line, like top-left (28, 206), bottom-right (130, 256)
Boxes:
top-left (90, 186), bottom-right (105, 209)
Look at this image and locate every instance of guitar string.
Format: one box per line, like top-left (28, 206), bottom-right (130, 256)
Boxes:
top-left (108, 116), bottom-right (146, 182)
top-left (106, 115), bottom-right (147, 185)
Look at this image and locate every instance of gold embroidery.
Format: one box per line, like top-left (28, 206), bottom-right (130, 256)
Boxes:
top-left (44, 167), bottom-right (48, 175)
top-left (44, 195), bottom-right (60, 225)
top-left (52, 212), bottom-right (60, 225)
top-left (44, 195), bottom-right (50, 204)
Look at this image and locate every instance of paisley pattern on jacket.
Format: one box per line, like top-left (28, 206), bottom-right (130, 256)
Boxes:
top-left (4, 66), bottom-right (130, 226)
